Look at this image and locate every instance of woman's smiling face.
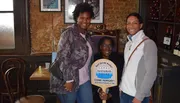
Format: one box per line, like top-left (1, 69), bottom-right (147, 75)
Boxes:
top-left (77, 12), bottom-right (91, 30)
top-left (100, 39), bottom-right (112, 59)
top-left (126, 16), bottom-right (143, 35)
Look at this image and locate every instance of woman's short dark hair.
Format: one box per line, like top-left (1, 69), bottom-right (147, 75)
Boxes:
top-left (98, 36), bottom-right (115, 51)
top-left (73, 2), bottom-right (94, 23)
top-left (126, 12), bottom-right (143, 24)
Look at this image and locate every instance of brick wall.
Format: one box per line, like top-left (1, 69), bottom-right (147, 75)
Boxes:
top-left (30, 0), bottom-right (139, 53)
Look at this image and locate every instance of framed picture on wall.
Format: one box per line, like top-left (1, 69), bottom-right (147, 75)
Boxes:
top-left (40, 0), bottom-right (62, 11)
top-left (64, 0), bottom-right (104, 23)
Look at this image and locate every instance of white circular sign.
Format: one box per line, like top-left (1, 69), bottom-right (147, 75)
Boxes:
top-left (91, 59), bottom-right (117, 88)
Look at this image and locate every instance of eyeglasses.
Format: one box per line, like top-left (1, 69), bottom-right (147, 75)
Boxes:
top-left (101, 44), bottom-right (112, 48)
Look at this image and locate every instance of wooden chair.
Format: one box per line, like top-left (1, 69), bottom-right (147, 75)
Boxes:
top-left (0, 58), bottom-right (26, 103)
top-left (89, 29), bottom-right (120, 54)
top-left (15, 95), bottom-right (45, 103)
top-left (4, 67), bottom-right (45, 103)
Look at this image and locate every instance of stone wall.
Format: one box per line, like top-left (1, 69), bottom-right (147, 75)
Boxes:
top-left (30, 0), bottom-right (139, 53)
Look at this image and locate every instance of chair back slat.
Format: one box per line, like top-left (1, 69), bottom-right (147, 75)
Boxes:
top-left (4, 67), bottom-right (20, 103)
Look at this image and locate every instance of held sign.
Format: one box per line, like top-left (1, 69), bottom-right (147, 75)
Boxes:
top-left (91, 59), bottom-right (117, 103)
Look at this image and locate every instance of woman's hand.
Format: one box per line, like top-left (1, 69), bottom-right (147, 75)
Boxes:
top-left (98, 88), bottom-right (111, 100)
top-left (99, 91), bottom-right (108, 100)
top-left (64, 82), bottom-right (73, 92)
top-left (132, 98), bottom-right (141, 103)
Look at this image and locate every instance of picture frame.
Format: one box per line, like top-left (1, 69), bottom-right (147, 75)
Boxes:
top-left (40, 0), bottom-right (62, 12)
top-left (64, 0), bottom-right (104, 24)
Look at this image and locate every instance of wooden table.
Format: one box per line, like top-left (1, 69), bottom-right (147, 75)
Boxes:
top-left (30, 67), bottom-right (50, 80)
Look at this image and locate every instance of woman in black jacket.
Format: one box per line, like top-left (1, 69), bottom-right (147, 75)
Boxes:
top-left (92, 36), bottom-right (124, 103)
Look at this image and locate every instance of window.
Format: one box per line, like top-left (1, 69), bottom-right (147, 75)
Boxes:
top-left (0, 0), bottom-right (15, 49)
top-left (0, 0), bottom-right (30, 55)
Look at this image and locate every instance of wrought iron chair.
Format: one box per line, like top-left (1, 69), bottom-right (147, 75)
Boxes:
top-left (0, 58), bottom-right (26, 103)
